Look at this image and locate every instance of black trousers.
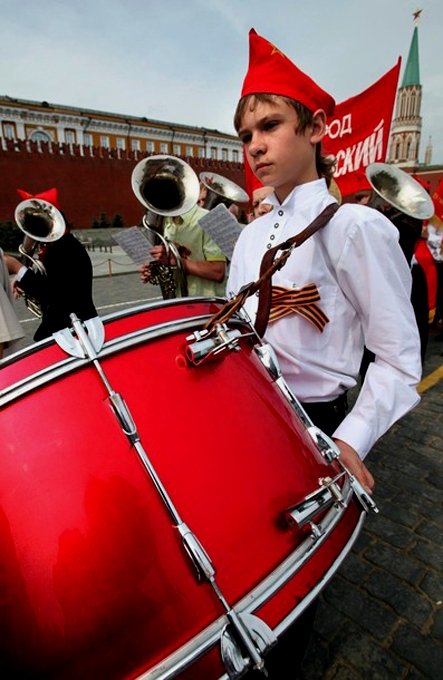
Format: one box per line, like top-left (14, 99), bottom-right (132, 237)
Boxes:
top-left (245, 395), bottom-right (348, 678)
top-left (302, 393), bottom-right (348, 438)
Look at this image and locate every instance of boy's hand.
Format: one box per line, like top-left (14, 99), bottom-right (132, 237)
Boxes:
top-left (333, 439), bottom-right (375, 495)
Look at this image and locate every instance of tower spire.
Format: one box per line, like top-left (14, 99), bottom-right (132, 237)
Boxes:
top-left (388, 12), bottom-right (423, 169)
top-left (402, 11), bottom-right (421, 86)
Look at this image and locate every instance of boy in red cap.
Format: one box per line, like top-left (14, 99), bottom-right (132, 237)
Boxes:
top-left (228, 29), bottom-right (422, 674)
top-left (5, 188), bottom-right (97, 341)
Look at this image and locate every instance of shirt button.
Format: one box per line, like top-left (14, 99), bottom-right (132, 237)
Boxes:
top-left (270, 234), bottom-right (275, 240)
top-left (274, 223), bottom-right (279, 228)
top-left (266, 243), bottom-right (272, 249)
top-left (278, 210), bottom-right (284, 216)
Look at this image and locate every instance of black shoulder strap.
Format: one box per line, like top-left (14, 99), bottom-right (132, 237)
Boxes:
top-left (204, 202), bottom-right (339, 337)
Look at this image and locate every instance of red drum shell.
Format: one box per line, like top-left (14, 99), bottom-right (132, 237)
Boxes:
top-left (0, 299), bottom-right (363, 679)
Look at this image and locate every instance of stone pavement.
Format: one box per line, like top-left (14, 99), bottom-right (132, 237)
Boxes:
top-left (6, 271), bottom-right (443, 680)
top-left (299, 334), bottom-right (443, 680)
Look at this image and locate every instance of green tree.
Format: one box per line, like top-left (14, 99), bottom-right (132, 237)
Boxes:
top-left (98, 212), bottom-right (111, 229)
top-left (0, 220), bottom-right (22, 252)
top-left (111, 214), bottom-right (124, 230)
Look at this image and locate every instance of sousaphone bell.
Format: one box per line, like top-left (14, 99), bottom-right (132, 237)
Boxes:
top-left (365, 163), bottom-right (434, 220)
top-left (199, 172), bottom-right (249, 210)
top-left (132, 155), bottom-right (200, 299)
top-left (14, 198), bottom-right (66, 317)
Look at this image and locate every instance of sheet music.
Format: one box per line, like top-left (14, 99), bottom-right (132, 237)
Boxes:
top-left (113, 226), bottom-right (155, 264)
top-left (198, 204), bottom-right (243, 260)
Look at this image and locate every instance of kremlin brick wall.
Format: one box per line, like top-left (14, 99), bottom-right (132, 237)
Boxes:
top-left (0, 139), bottom-right (247, 229)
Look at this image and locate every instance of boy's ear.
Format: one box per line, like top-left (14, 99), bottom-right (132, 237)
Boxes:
top-left (310, 109), bottom-right (327, 143)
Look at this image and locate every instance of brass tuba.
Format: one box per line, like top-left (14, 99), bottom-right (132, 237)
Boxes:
top-left (14, 198), bottom-right (66, 317)
top-left (365, 163), bottom-right (434, 220)
top-left (131, 155), bottom-right (200, 299)
top-left (199, 171), bottom-right (249, 210)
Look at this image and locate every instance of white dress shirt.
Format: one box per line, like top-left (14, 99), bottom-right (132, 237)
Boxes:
top-left (227, 179), bottom-right (421, 459)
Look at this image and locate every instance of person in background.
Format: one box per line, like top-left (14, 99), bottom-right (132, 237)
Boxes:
top-left (411, 175), bottom-right (438, 346)
top-left (5, 187), bottom-right (97, 341)
top-left (366, 194), bottom-right (431, 367)
top-left (228, 203), bottom-right (240, 219)
top-left (140, 202), bottom-right (227, 297)
top-left (244, 153), bottom-right (274, 222)
top-left (0, 247), bottom-right (24, 358)
top-left (354, 190), bottom-right (371, 205)
top-left (251, 185), bottom-right (274, 219)
top-left (413, 222), bottom-right (437, 358)
top-left (227, 28), bottom-right (421, 677)
top-left (429, 179), bottom-right (443, 341)
top-left (197, 182), bottom-right (207, 208)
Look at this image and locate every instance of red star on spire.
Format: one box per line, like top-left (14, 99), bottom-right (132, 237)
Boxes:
top-left (413, 8), bottom-right (422, 24)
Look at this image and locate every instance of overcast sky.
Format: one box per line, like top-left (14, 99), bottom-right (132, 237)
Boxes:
top-left (2, 0), bottom-right (443, 164)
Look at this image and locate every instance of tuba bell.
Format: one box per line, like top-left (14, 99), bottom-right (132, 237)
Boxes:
top-left (199, 172), bottom-right (249, 210)
top-left (131, 155), bottom-right (200, 299)
top-left (365, 163), bottom-right (434, 221)
top-left (14, 198), bottom-right (66, 317)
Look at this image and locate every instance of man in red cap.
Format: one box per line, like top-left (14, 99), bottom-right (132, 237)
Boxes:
top-left (5, 188), bottom-right (97, 341)
top-left (227, 29), bottom-right (422, 675)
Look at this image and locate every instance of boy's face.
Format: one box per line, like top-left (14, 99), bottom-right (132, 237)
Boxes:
top-left (238, 96), bottom-right (325, 204)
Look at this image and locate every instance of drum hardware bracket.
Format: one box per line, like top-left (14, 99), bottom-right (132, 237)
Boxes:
top-left (286, 473), bottom-right (346, 531)
top-left (254, 343), bottom-right (312, 429)
top-left (118, 401), bottom-right (275, 680)
top-left (186, 324), bottom-right (251, 366)
top-left (233, 304), bottom-right (264, 345)
top-left (337, 458), bottom-right (379, 515)
top-left (221, 611), bottom-right (277, 678)
top-left (178, 524), bottom-right (215, 581)
top-left (306, 427), bottom-right (378, 514)
top-left (55, 314), bottom-right (274, 679)
top-left (53, 315), bottom-right (105, 359)
top-left (255, 342), bottom-right (379, 516)
top-left (110, 384), bottom-right (275, 677)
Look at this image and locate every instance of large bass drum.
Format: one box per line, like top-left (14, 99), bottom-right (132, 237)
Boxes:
top-left (0, 298), bottom-right (368, 680)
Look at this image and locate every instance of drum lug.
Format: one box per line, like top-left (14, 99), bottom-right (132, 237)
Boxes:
top-left (185, 324), bottom-right (245, 366)
top-left (221, 612), bottom-right (277, 678)
top-left (286, 474), bottom-right (345, 531)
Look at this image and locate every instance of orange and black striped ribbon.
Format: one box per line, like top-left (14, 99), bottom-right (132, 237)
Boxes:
top-left (269, 283), bottom-right (329, 332)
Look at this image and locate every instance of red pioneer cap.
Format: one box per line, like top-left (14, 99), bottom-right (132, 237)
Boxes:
top-left (17, 187), bottom-right (60, 209)
top-left (241, 28), bottom-right (335, 117)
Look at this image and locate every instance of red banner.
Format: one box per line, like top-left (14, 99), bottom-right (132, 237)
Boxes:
top-left (432, 177), bottom-right (443, 222)
top-left (324, 58), bottom-right (401, 197)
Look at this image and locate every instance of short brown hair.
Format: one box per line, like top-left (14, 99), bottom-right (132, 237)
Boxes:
top-left (234, 93), bottom-right (336, 183)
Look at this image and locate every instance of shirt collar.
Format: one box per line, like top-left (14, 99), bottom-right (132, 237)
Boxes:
top-left (267, 178), bottom-right (332, 210)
